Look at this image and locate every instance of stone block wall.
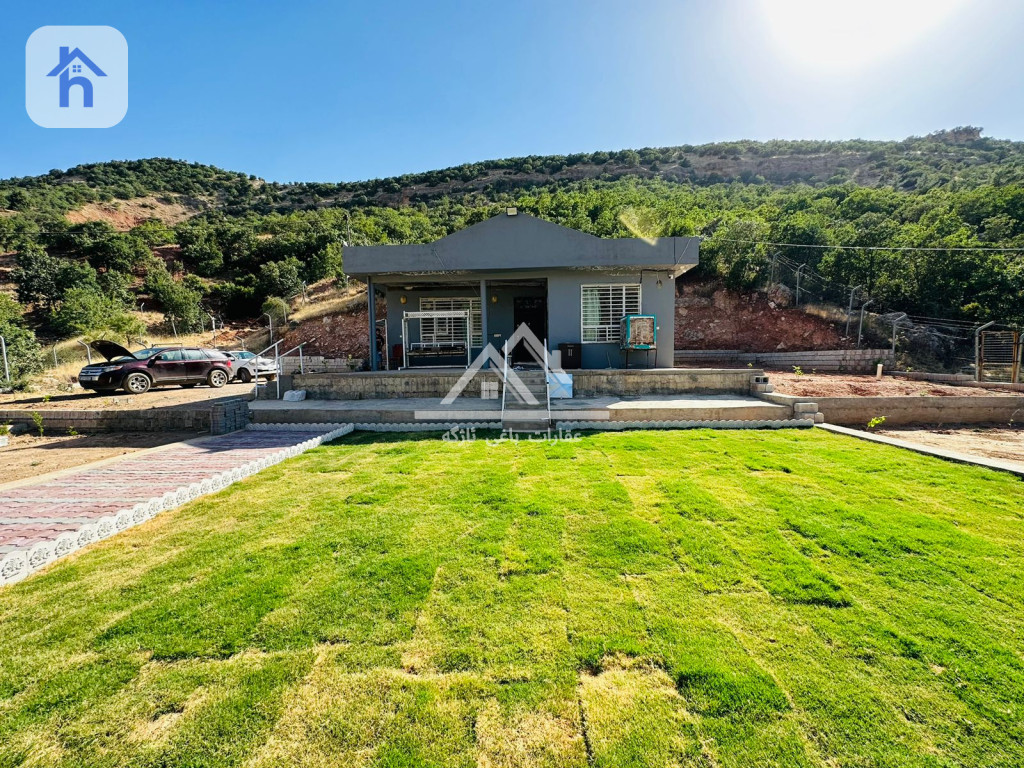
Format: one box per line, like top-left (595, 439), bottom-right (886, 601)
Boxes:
top-left (0, 408), bottom-right (212, 434)
top-left (210, 399), bottom-right (251, 434)
top-left (291, 368), bottom-right (760, 400)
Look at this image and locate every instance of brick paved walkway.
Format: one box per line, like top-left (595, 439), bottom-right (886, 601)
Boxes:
top-left (0, 424), bottom-right (351, 586)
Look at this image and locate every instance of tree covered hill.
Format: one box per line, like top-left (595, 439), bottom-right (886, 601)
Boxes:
top-left (3, 127), bottom-right (1024, 219)
top-left (0, 128), bottom-right (1023, 386)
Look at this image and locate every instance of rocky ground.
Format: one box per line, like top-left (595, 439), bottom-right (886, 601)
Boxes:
top-left (675, 281), bottom-right (848, 352)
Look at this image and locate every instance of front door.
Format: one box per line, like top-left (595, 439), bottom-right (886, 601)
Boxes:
top-left (512, 296), bottom-right (547, 363)
top-left (149, 349), bottom-right (186, 383)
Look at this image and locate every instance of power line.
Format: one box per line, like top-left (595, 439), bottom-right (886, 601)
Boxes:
top-left (710, 237), bottom-right (1024, 253)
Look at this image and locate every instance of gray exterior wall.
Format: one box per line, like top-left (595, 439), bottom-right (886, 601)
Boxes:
top-left (381, 268), bottom-right (678, 369)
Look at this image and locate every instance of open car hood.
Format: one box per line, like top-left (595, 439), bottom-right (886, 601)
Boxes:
top-left (89, 340), bottom-right (136, 362)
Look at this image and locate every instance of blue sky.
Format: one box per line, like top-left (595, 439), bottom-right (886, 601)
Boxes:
top-left (2, 0), bottom-right (1023, 183)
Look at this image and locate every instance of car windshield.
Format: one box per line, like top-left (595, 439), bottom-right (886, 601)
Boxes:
top-left (131, 348), bottom-right (164, 360)
top-left (233, 351), bottom-right (255, 359)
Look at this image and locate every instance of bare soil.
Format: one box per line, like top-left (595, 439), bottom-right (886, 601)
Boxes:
top-left (770, 373), bottom-right (1021, 398)
top-left (64, 195), bottom-right (199, 230)
top-left (874, 426), bottom-right (1024, 467)
top-left (675, 281), bottom-right (848, 352)
top-left (0, 431), bottom-right (197, 485)
top-left (0, 381), bottom-right (253, 411)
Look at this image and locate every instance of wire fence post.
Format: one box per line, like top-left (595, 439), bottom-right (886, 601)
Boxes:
top-left (0, 336), bottom-right (10, 387)
top-left (857, 299), bottom-right (875, 347)
top-left (974, 321), bottom-right (995, 382)
top-left (890, 313), bottom-right (907, 360)
top-left (795, 264), bottom-right (806, 306)
top-left (845, 285), bottom-right (862, 337)
top-left (52, 345), bottom-right (58, 367)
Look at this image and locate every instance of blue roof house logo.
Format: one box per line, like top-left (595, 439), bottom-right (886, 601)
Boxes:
top-left (26, 26), bottom-right (128, 128)
top-left (47, 46), bottom-right (107, 108)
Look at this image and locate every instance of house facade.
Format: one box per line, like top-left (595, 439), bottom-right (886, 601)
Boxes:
top-left (344, 210), bottom-right (699, 370)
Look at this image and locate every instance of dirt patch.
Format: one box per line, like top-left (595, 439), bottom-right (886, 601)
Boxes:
top-left (279, 298), bottom-right (385, 359)
top-left (0, 381), bottom-right (253, 411)
top-left (0, 431), bottom-right (197, 484)
top-left (874, 426), bottom-right (1024, 467)
top-left (770, 372), bottom-right (1020, 398)
top-left (675, 282), bottom-right (847, 352)
top-left (64, 196), bottom-right (199, 231)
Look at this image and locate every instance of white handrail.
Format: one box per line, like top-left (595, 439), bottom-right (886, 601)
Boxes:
top-left (543, 338), bottom-right (551, 426)
top-left (500, 340), bottom-right (508, 424)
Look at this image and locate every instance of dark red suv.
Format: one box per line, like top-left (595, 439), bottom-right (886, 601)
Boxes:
top-left (78, 342), bottom-right (233, 394)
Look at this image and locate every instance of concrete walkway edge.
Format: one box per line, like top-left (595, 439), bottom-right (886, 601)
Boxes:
top-left (817, 423), bottom-right (1024, 478)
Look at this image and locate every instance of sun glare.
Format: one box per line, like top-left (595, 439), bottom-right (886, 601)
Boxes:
top-left (756, 0), bottom-right (968, 73)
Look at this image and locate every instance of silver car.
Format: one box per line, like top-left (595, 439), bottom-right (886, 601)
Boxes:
top-left (225, 350), bottom-right (279, 383)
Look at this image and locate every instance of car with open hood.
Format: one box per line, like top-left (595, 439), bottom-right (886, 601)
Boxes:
top-left (77, 342), bottom-right (233, 394)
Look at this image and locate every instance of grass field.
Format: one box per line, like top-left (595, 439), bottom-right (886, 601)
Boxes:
top-left (2, 429), bottom-right (1024, 767)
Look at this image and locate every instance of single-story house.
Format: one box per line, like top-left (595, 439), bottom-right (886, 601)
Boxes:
top-left (344, 209), bottom-right (699, 370)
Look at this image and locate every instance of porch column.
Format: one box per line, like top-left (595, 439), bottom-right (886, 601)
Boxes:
top-left (479, 279), bottom-right (488, 368)
top-left (367, 276), bottom-right (378, 371)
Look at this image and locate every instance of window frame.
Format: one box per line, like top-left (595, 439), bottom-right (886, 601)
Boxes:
top-left (580, 283), bottom-right (642, 344)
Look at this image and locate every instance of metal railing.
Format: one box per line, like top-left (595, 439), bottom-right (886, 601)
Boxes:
top-left (543, 338), bottom-right (551, 425)
top-left (500, 340), bottom-right (509, 423)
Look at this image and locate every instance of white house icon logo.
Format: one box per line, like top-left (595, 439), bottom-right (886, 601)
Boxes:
top-left (47, 46), bottom-right (106, 108)
top-left (26, 26), bottom-right (128, 128)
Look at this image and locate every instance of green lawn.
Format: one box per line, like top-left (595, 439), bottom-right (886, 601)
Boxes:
top-left (2, 429), bottom-right (1024, 767)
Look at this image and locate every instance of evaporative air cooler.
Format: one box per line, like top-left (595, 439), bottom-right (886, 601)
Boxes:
top-left (620, 314), bottom-right (657, 368)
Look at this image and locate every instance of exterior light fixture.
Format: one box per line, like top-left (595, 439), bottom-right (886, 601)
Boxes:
top-left (491, 295), bottom-right (498, 303)
top-left (657, 279), bottom-right (663, 288)
top-left (400, 295), bottom-right (408, 304)
top-left (506, 207), bottom-right (518, 216)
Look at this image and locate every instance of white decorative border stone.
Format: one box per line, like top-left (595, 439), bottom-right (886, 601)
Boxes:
top-left (352, 422), bottom-right (503, 432)
top-left (555, 418), bottom-right (816, 431)
top-left (0, 424), bottom-right (354, 588)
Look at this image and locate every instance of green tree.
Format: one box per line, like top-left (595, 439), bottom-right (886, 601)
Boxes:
top-left (52, 288), bottom-right (146, 340)
top-left (0, 294), bottom-right (43, 388)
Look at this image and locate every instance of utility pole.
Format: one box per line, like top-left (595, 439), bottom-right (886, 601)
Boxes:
top-left (845, 285), bottom-right (863, 337)
top-left (795, 264), bottom-right (806, 306)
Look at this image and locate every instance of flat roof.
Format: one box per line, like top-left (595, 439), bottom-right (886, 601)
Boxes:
top-left (345, 212), bottom-right (699, 278)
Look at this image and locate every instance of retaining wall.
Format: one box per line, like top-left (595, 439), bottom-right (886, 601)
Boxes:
top-left (291, 368), bottom-right (761, 400)
top-left (759, 392), bottom-right (1024, 426)
top-left (675, 348), bottom-right (892, 372)
top-left (0, 408), bottom-right (212, 434)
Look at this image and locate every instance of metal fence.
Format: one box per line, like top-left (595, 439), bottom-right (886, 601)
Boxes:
top-left (978, 329), bottom-right (1022, 383)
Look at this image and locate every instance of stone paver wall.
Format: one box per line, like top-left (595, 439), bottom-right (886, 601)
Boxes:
top-left (0, 408), bottom-right (212, 434)
top-left (0, 424), bottom-right (351, 587)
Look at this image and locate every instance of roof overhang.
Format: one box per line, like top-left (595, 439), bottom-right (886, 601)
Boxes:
top-left (344, 212), bottom-right (699, 280)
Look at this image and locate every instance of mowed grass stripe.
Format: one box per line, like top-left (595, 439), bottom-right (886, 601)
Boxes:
top-left (0, 429), bottom-right (1023, 767)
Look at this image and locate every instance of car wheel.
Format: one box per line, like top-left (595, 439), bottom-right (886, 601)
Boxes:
top-left (237, 368), bottom-right (252, 383)
top-left (208, 369), bottom-right (228, 388)
top-left (123, 372), bottom-right (152, 394)
top-left (181, 383), bottom-right (198, 388)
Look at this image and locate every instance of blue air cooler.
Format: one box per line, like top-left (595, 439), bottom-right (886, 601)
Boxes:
top-left (620, 314), bottom-right (657, 368)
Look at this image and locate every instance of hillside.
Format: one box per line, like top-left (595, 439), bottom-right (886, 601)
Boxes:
top-left (1, 127), bottom-right (1023, 386)
top-left (3, 128), bottom-right (1023, 222)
